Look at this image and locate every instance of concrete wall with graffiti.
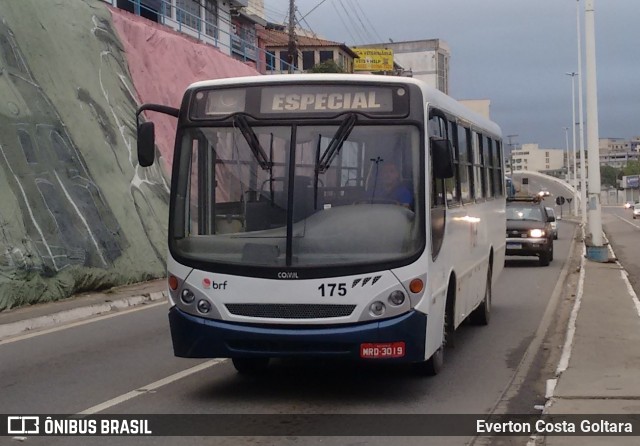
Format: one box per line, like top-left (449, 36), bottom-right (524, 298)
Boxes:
top-left (0, 0), bottom-right (258, 310)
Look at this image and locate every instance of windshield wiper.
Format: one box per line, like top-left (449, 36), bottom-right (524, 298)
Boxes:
top-left (233, 115), bottom-right (271, 170)
top-left (316, 113), bottom-right (357, 174)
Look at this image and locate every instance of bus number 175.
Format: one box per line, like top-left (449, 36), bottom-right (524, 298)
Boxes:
top-left (318, 283), bottom-right (347, 297)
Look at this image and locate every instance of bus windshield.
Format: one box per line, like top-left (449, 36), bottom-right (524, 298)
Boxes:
top-left (171, 119), bottom-right (423, 269)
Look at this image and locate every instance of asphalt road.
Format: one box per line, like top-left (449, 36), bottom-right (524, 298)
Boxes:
top-left (601, 203), bottom-right (640, 291)
top-left (0, 217), bottom-right (578, 446)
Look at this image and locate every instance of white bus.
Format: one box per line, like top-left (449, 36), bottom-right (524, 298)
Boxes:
top-left (136, 74), bottom-right (506, 375)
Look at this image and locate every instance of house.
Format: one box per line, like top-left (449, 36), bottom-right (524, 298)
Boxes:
top-left (103, 0), bottom-right (265, 69)
top-left (258, 25), bottom-right (358, 74)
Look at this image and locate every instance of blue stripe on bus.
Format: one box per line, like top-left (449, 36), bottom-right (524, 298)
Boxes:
top-left (168, 307), bottom-right (427, 362)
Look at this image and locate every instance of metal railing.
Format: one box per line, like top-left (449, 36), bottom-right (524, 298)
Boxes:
top-left (103, 0), bottom-right (296, 74)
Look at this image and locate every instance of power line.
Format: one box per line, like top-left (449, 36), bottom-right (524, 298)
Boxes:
top-left (344, 0), bottom-right (375, 43)
top-left (350, 0), bottom-right (383, 42)
top-left (336, 0), bottom-right (366, 44)
top-left (299, 0), bottom-right (330, 22)
top-left (330, 0), bottom-right (358, 44)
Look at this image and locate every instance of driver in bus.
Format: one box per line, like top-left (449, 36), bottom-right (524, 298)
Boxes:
top-left (373, 162), bottom-right (414, 209)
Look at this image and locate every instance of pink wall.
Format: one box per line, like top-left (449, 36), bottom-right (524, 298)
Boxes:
top-left (109, 8), bottom-right (260, 172)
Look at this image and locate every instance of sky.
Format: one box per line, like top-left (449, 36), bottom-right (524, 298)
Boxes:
top-left (263, 0), bottom-right (640, 151)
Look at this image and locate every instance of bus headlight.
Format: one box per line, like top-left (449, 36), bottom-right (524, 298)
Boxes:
top-left (197, 299), bottom-right (212, 314)
top-left (529, 229), bottom-right (545, 238)
top-left (181, 288), bottom-right (195, 304)
top-left (369, 301), bottom-right (386, 317)
top-left (388, 290), bottom-right (406, 306)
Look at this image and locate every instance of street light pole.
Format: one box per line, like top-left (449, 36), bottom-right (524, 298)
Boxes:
top-left (566, 72), bottom-right (579, 216)
top-left (585, 0), bottom-right (603, 248)
top-left (564, 125), bottom-right (570, 184)
top-left (576, 0), bottom-right (587, 224)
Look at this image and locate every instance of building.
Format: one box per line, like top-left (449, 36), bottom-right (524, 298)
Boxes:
top-left (510, 143), bottom-right (564, 174)
top-left (599, 151), bottom-right (640, 168)
top-left (354, 39), bottom-right (450, 94)
top-left (258, 25), bottom-right (358, 74)
top-left (599, 137), bottom-right (630, 153)
top-left (597, 137), bottom-right (640, 168)
top-left (103, 0), bottom-right (266, 69)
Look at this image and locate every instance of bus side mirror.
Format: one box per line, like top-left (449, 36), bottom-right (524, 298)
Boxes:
top-left (137, 121), bottom-right (156, 167)
top-left (431, 137), bottom-right (454, 179)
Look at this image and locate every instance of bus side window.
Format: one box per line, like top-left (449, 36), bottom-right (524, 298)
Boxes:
top-left (428, 115), bottom-right (447, 208)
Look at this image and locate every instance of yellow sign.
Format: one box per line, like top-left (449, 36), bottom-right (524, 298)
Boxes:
top-left (352, 48), bottom-right (394, 72)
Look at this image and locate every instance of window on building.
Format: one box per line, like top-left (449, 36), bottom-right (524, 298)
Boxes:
top-left (279, 50), bottom-right (290, 71)
top-left (266, 51), bottom-right (276, 71)
top-left (437, 52), bottom-right (448, 94)
top-left (302, 51), bottom-right (315, 70)
top-left (319, 50), bottom-right (334, 63)
top-left (204, 0), bottom-right (218, 38)
top-left (176, 0), bottom-right (201, 31)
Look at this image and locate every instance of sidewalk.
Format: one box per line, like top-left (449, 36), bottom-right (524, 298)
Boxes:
top-left (544, 240), bottom-right (640, 445)
top-left (0, 279), bottom-right (167, 340)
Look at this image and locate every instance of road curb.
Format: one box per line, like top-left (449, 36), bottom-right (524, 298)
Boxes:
top-left (0, 291), bottom-right (167, 340)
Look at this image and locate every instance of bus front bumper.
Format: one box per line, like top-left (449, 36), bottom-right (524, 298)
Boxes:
top-left (168, 307), bottom-right (427, 362)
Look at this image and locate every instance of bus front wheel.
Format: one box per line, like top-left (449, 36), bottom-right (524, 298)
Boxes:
top-left (232, 357), bottom-right (270, 375)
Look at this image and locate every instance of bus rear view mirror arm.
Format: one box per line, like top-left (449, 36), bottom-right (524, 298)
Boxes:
top-left (135, 103), bottom-right (180, 167)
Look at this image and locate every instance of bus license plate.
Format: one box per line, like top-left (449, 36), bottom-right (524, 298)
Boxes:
top-left (360, 342), bottom-right (405, 359)
top-left (507, 243), bottom-right (522, 250)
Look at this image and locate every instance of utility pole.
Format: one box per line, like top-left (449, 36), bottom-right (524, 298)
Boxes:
top-left (576, 0), bottom-right (587, 224)
top-left (566, 72), bottom-right (579, 216)
top-left (585, 0), bottom-right (604, 255)
top-left (287, 0), bottom-right (297, 73)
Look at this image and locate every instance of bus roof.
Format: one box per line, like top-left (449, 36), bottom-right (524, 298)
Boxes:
top-left (187, 74), bottom-right (502, 137)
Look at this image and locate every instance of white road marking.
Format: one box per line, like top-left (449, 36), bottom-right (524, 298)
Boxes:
top-left (77, 358), bottom-right (227, 415)
top-left (555, 242), bottom-right (586, 375)
top-left (613, 212), bottom-right (640, 229)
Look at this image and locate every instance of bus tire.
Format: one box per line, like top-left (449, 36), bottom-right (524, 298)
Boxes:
top-left (414, 283), bottom-right (454, 377)
top-left (232, 357), bottom-right (270, 375)
top-left (470, 264), bottom-right (492, 326)
top-left (414, 346), bottom-right (443, 376)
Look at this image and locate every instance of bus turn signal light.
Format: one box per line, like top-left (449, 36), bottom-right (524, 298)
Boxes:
top-left (409, 278), bottom-right (424, 294)
top-left (168, 275), bottom-right (178, 290)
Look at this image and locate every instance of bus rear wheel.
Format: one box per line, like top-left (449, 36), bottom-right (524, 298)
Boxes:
top-left (232, 357), bottom-right (270, 375)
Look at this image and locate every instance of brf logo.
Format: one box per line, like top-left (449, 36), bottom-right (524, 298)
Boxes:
top-left (7, 416), bottom-right (40, 434)
top-left (202, 277), bottom-right (228, 290)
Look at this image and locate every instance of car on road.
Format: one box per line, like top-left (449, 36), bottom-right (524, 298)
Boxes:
top-left (538, 190), bottom-right (550, 198)
top-left (633, 203), bottom-right (640, 219)
top-left (624, 202), bottom-right (632, 209)
top-left (546, 207), bottom-right (558, 239)
top-left (506, 196), bottom-right (555, 266)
